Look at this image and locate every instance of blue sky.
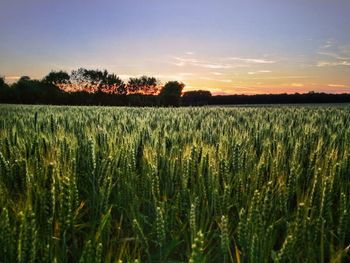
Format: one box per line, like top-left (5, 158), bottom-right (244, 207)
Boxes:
top-left (1, 0), bottom-right (350, 94)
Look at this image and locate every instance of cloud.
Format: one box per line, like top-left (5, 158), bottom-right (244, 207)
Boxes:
top-left (170, 54), bottom-right (275, 72)
top-left (317, 61), bottom-right (350, 67)
top-left (198, 77), bottom-right (232, 83)
top-left (317, 51), bottom-right (350, 60)
top-left (316, 40), bottom-right (350, 67)
top-left (227, 57), bottom-right (276, 64)
top-left (171, 57), bottom-right (201, 67)
top-left (328, 84), bottom-right (347, 88)
top-left (321, 39), bottom-right (335, 49)
top-left (211, 72), bottom-right (223, 76)
top-left (171, 56), bottom-right (232, 69)
top-left (248, 70), bottom-right (271, 75)
top-left (291, 83), bottom-right (304, 87)
top-left (339, 44), bottom-right (350, 55)
top-left (249, 75), bottom-right (310, 80)
top-left (185, 51), bottom-right (195, 55)
top-left (323, 44), bottom-right (332, 49)
top-left (201, 64), bottom-right (232, 69)
top-left (172, 61), bottom-right (185, 67)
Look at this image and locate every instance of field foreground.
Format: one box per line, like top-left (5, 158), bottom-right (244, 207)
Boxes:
top-left (0, 104), bottom-right (349, 262)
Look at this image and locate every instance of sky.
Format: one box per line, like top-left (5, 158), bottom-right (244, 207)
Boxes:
top-left (1, 0), bottom-right (350, 94)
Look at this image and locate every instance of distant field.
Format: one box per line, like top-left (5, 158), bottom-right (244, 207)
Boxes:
top-left (0, 105), bottom-right (349, 262)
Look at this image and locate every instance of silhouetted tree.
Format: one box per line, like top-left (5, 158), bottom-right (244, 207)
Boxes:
top-left (10, 77), bottom-right (62, 104)
top-left (0, 76), bottom-right (5, 87)
top-left (70, 68), bottom-right (94, 92)
top-left (71, 68), bottom-right (86, 85)
top-left (84, 69), bottom-right (108, 93)
top-left (70, 68), bottom-right (126, 95)
top-left (101, 73), bottom-right (126, 95)
top-left (43, 71), bottom-right (70, 85)
top-left (0, 76), bottom-right (8, 103)
top-left (182, 90), bottom-right (212, 105)
top-left (159, 81), bottom-right (185, 106)
top-left (127, 77), bottom-right (141, 94)
top-left (19, 76), bottom-right (31, 82)
top-left (127, 76), bottom-right (159, 95)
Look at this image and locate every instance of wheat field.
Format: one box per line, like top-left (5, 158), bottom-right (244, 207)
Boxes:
top-left (0, 104), bottom-right (349, 262)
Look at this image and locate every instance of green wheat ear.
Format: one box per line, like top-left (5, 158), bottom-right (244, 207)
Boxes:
top-left (337, 192), bottom-right (348, 244)
top-left (156, 206), bottom-right (166, 245)
top-left (273, 234), bottom-right (295, 263)
top-left (189, 230), bottom-right (205, 263)
top-left (190, 201), bottom-right (197, 238)
top-left (219, 215), bottom-right (229, 255)
top-left (0, 207), bottom-right (15, 262)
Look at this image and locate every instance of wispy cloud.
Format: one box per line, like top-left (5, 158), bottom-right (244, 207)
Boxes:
top-left (201, 63), bottom-right (232, 69)
top-left (321, 39), bottom-right (335, 49)
top-left (226, 57), bottom-right (276, 64)
top-left (328, 84), bottom-right (347, 88)
top-left (317, 61), bottom-right (350, 67)
top-left (170, 57), bottom-right (200, 67)
top-left (248, 70), bottom-right (272, 75)
top-left (211, 72), bottom-right (223, 76)
top-left (172, 61), bottom-right (185, 67)
top-left (249, 75), bottom-right (310, 80)
top-left (291, 83), bottom-right (304, 87)
top-left (198, 77), bottom-right (232, 83)
top-left (171, 56), bottom-right (232, 69)
top-left (316, 40), bottom-right (350, 67)
top-left (317, 51), bottom-right (350, 60)
top-left (171, 54), bottom-right (277, 71)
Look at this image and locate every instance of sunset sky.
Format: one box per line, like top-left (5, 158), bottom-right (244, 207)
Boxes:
top-left (1, 0), bottom-right (350, 94)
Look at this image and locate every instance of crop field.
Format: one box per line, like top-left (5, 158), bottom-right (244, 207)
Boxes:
top-left (0, 104), bottom-right (349, 263)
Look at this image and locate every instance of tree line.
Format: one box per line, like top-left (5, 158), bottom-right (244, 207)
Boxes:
top-left (0, 69), bottom-right (185, 106)
top-left (1, 68), bottom-right (350, 106)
